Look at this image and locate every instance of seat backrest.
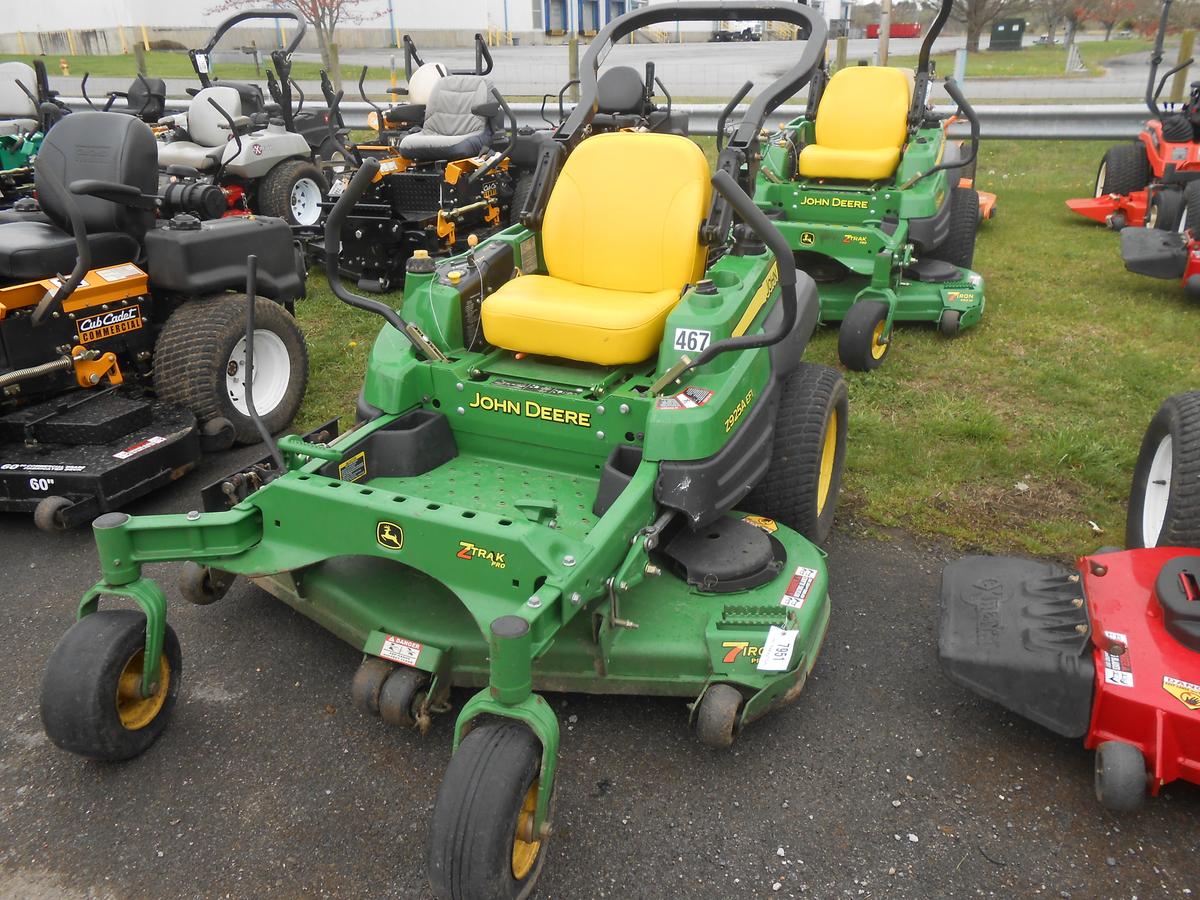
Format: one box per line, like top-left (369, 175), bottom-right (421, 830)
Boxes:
top-left (127, 76), bottom-right (167, 121)
top-left (597, 66), bottom-right (645, 114)
top-left (0, 62), bottom-right (38, 120)
top-left (542, 132), bottom-right (710, 294)
top-left (407, 62), bottom-right (449, 105)
top-left (187, 86), bottom-right (243, 146)
top-left (814, 66), bottom-right (911, 151)
top-left (421, 75), bottom-right (491, 139)
top-left (35, 111), bottom-right (158, 239)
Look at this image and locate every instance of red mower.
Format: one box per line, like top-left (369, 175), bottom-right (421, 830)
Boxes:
top-left (940, 391), bottom-right (1200, 811)
top-left (1067, 0), bottom-right (1199, 231)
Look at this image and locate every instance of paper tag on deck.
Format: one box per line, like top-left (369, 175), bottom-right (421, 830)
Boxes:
top-left (757, 626), bottom-right (798, 672)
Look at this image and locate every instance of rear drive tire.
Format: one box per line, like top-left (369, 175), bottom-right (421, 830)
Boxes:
top-left (933, 186), bottom-right (980, 269)
top-left (1095, 143), bottom-right (1150, 197)
top-left (1126, 391), bottom-right (1200, 548)
top-left (41, 610), bottom-right (181, 761)
top-left (741, 362), bottom-right (848, 546)
top-left (257, 158), bottom-right (327, 227)
top-left (154, 294), bottom-right (308, 446)
top-left (1184, 181), bottom-right (1200, 234)
top-left (1094, 741), bottom-right (1147, 812)
top-left (838, 299), bottom-right (891, 371)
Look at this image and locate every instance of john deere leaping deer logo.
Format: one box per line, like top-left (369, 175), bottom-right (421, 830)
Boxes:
top-left (376, 521), bottom-right (404, 551)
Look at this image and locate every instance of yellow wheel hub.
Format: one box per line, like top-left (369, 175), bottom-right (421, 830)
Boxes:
top-left (817, 407), bottom-right (838, 514)
top-left (870, 321), bottom-right (888, 360)
top-left (511, 781), bottom-right (542, 880)
top-left (115, 649), bottom-right (169, 731)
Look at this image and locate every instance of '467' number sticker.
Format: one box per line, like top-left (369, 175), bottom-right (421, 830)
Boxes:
top-left (673, 328), bottom-right (711, 353)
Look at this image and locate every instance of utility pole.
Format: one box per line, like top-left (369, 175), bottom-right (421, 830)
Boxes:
top-left (388, 0), bottom-right (397, 47)
top-left (878, 0), bottom-right (891, 65)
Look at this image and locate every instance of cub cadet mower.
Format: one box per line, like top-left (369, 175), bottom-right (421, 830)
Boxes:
top-left (40, 4), bottom-right (841, 896)
top-left (0, 111), bottom-right (308, 531)
top-left (1067, 0), bottom-right (1197, 231)
top-left (315, 71), bottom-right (530, 292)
top-left (1118, 178), bottom-right (1200, 297)
top-left (155, 9), bottom-right (331, 227)
top-left (753, 0), bottom-right (988, 370)
top-left (0, 60), bottom-right (70, 207)
top-left (940, 391), bottom-right (1200, 812)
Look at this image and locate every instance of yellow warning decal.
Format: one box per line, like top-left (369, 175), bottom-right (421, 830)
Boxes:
top-left (742, 514), bottom-right (778, 533)
top-left (1163, 676), bottom-right (1200, 711)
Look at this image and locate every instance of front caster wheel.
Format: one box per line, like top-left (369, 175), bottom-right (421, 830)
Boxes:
top-left (1095, 740), bottom-right (1147, 812)
top-left (41, 610), bottom-right (181, 761)
top-left (939, 309), bottom-right (962, 337)
top-left (178, 562), bottom-right (235, 605)
top-left (428, 722), bottom-right (548, 900)
top-left (695, 683), bottom-right (743, 749)
top-left (33, 495), bottom-right (73, 532)
top-left (350, 656), bottom-right (396, 716)
top-left (378, 666), bottom-right (430, 728)
top-left (838, 300), bottom-right (891, 371)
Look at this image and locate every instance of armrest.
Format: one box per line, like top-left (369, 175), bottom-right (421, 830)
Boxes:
top-left (387, 86), bottom-right (408, 96)
top-left (165, 164), bottom-right (201, 179)
top-left (471, 101), bottom-right (501, 118)
top-left (217, 115), bottom-right (255, 132)
top-left (69, 179), bottom-right (158, 209)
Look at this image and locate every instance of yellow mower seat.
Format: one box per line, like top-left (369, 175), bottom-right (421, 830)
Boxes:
top-left (481, 131), bottom-right (711, 366)
top-left (797, 66), bottom-right (912, 181)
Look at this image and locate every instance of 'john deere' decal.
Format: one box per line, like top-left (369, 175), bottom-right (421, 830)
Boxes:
top-left (78, 305), bottom-right (142, 343)
top-left (467, 393), bottom-right (591, 428)
top-left (376, 521), bottom-right (404, 551)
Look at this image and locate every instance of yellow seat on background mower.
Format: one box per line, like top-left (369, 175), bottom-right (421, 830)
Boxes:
top-left (481, 131), bottom-right (711, 366)
top-left (797, 66), bottom-right (912, 181)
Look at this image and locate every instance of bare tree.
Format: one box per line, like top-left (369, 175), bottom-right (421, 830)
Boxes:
top-left (1038, 0), bottom-right (1073, 41)
top-left (206, 0), bottom-right (377, 71)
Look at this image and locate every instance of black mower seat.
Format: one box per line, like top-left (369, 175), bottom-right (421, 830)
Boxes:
top-left (398, 75), bottom-right (492, 162)
top-left (0, 222), bottom-right (138, 282)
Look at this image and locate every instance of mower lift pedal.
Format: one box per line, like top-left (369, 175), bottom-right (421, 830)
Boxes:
top-left (939, 556), bottom-right (1094, 738)
top-left (1120, 227), bottom-right (1188, 280)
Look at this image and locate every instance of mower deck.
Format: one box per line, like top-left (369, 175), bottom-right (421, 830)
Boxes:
top-left (807, 264), bottom-right (985, 328)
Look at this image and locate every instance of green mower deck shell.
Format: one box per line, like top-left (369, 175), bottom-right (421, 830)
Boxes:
top-left (755, 118), bottom-right (985, 332)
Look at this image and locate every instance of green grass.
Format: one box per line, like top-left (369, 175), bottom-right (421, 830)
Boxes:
top-left (888, 37), bottom-right (1151, 78)
top-left (291, 138), bottom-right (1200, 559)
top-left (0, 51), bottom-right (387, 83)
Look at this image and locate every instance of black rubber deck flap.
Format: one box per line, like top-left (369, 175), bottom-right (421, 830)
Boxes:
top-left (0, 390), bottom-right (152, 445)
top-left (663, 515), bottom-right (784, 593)
top-left (1120, 226), bottom-right (1188, 280)
top-left (1155, 556), bottom-right (1200, 653)
top-left (939, 555), bottom-right (1094, 739)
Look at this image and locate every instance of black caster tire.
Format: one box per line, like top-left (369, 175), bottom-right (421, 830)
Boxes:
top-left (178, 562), bottom-right (235, 606)
top-left (1125, 391), bottom-right (1200, 548)
top-left (837, 299), bottom-right (890, 371)
top-left (695, 683), bottom-right (743, 749)
top-left (1146, 187), bottom-right (1185, 231)
top-left (41, 610), bottom-right (181, 761)
top-left (378, 666), bottom-right (430, 728)
top-left (199, 417), bottom-right (236, 452)
top-left (33, 496), bottom-right (73, 533)
top-left (1095, 741), bottom-right (1147, 812)
top-left (1095, 143), bottom-right (1150, 197)
top-left (154, 294), bottom-right (309, 446)
top-left (742, 362), bottom-right (848, 546)
top-left (939, 309), bottom-right (962, 337)
top-left (428, 721), bottom-right (547, 900)
top-left (350, 656), bottom-right (395, 716)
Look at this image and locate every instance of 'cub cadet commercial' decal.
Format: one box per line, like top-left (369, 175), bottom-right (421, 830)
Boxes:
top-left (724, 388), bottom-right (754, 432)
top-left (456, 540), bottom-right (506, 568)
top-left (78, 305), bottom-right (142, 343)
top-left (799, 195), bottom-right (869, 209)
top-left (376, 521), bottom-right (404, 551)
top-left (1163, 675), bottom-right (1200, 711)
top-left (468, 392), bottom-right (591, 428)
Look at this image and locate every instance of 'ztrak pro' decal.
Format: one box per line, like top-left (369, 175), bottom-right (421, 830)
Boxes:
top-left (78, 305), bottom-right (141, 343)
top-left (456, 540), bottom-right (506, 568)
top-left (468, 393), bottom-right (591, 428)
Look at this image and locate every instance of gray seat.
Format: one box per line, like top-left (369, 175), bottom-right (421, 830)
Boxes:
top-left (0, 62), bottom-right (40, 135)
top-left (398, 75), bottom-right (492, 162)
top-left (157, 85), bottom-right (240, 172)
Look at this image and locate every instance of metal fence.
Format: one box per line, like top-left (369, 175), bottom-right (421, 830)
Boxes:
top-left (59, 96), bottom-right (1152, 141)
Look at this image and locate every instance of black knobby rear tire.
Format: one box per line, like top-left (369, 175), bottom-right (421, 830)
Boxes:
top-left (741, 362), bottom-right (848, 546)
top-left (428, 722), bottom-right (547, 900)
top-left (1095, 143), bottom-right (1150, 197)
top-left (1094, 741), bottom-right (1147, 812)
top-left (41, 610), bottom-right (182, 761)
top-left (257, 158), bottom-right (327, 227)
top-left (153, 294), bottom-right (308, 446)
top-left (933, 186), bottom-right (980, 269)
top-left (838, 299), bottom-right (891, 371)
top-left (1184, 181), bottom-right (1200, 235)
top-left (1125, 391), bottom-right (1200, 548)
top-left (1146, 187), bottom-right (1185, 231)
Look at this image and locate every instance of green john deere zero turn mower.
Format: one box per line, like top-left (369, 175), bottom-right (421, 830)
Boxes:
top-left (754, 0), bottom-right (987, 370)
top-left (40, 3), bottom-right (841, 896)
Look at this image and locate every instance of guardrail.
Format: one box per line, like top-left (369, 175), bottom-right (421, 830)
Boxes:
top-left (59, 96), bottom-right (1152, 140)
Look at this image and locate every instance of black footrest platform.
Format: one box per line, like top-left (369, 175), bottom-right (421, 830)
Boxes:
top-left (939, 556), bottom-right (1095, 738)
top-left (1120, 227), bottom-right (1188, 280)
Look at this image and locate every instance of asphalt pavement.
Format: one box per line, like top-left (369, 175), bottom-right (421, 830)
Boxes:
top-left (0, 446), bottom-right (1196, 898)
